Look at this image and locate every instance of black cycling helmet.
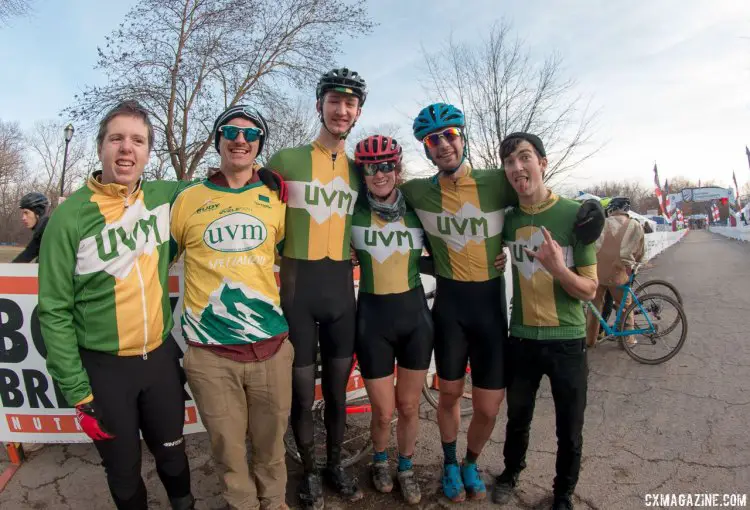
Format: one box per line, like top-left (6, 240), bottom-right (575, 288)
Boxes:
top-left (574, 199), bottom-right (606, 245)
top-left (606, 196), bottom-right (631, 214)
top-left (20, 192), bottom-right (49, 217)
top-left (316, 67), bottom-right (367, 106)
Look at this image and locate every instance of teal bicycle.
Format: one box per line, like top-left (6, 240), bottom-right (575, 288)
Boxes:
top-left (588, 267), bottom-right (688, 365)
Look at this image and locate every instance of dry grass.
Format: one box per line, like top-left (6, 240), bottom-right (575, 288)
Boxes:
top-left (0, 246), bottom-right (22, 263)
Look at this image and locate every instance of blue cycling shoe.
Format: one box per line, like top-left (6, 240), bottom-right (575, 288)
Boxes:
top-left (442, 463), bottom-right (466, 502)
top-left (461, 462), bottom-right (487, 500)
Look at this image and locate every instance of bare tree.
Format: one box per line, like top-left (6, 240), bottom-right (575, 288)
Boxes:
top-left (0, 119), bottom-right (31, 243)
top-left (421, 20), bottom-right (598, 185)
top-left (261, 95), bottom-right (319, 165)
top-left (581, 180), bottom-right (652, 213)
top-left (0, 0), bottom-right (32, 25)
top-left (27, 120), bottom-right (87, 197)
top-left (65, 0), bottom-right (374, 181)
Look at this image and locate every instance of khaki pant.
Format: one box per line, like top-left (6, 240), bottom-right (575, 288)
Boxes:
top-left (586, 285), bottom-right (633, 347)
top-left (184, 341), bottom-right (294, 510)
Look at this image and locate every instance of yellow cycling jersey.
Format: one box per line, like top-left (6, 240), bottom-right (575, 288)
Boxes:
top-left (170, 178), bottom-right (288, 345)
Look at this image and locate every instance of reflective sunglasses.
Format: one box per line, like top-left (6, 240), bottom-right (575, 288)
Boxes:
top-left (219, 125), bottom-right (264, 143)
top-left (362, 161), bottom-right (397, 176)
top-left (422, 127), bottom-right (462, 149)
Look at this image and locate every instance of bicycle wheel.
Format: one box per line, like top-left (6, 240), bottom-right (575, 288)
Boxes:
top-left (634, 279), bottom-right (683, 305)
top-left (619, 293), bottom-right (687, 364)
top-left (422, 370), bottom-right (474, 416)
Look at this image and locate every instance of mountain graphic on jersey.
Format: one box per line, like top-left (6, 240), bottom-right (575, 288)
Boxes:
top-left (415, 202), bottom-right (503, 251)
top-left (351, 221), bottom-right (424, 263)
top-left (76, 200), bottom-right (170, 279)
top-left (287, 177), bottom-right (358, 224)
top-left (506, 228), bottom-right (574, 280)
top-left (182, 280), bottom-right (288, 345)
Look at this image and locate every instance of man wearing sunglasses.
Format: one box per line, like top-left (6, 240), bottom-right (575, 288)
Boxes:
top-left (401, 103), bottom-right (517, 503)
top-left (267, 68), bottom-right (365, 509)
top-left (170, 105), bottom-right (292, 510)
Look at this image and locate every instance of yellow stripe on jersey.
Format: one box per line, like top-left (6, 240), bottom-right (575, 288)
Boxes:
top-left (439, 171), bottom-right (490, 282)
top-left (516, 225), bottom-right (559, 327)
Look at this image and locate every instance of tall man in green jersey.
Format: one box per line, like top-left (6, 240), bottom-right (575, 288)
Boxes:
top-left (267, 68), bottom-right (365, 508)
top-left (493, 133), bottom-right (598, 510)
top-left (401, 103), bottom-right (517, 502)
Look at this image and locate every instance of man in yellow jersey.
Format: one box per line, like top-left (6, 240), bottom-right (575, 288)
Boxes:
top-left (171, 105), bottom-right (292, 510)
top-left (267, 67), bottom-right (365, 509)
top-left (401, 103), bottom-right (517, 503)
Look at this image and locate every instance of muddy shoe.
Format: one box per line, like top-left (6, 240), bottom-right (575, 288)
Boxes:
top-left (371, 460), bottom-right (393, 493)
top-left (298, 471), bottom-right (324, 510)
top-left (324, 464), bottom-right (363, 502)
top-left (441, 463), bottom-right (466, 503)
top-left (397, 468), bottom-right (421, 505)
top-left (460, 462), bottom-right (486, 500)
top-left (491, 470), bottom-right (519, 505)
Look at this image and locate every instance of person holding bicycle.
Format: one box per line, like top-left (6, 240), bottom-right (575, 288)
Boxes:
top-left (267, 68), bottom-right (365, 508)
top-left (171, 105), bottom-right (292, 510)
top-left (350, 135), bottom-right (432, 505)
top-left (585, 196), bottom-right (645, 348)
top-left (493, 133), bottom-right (598, 510)
top-left (12, 192), bottom-right (50, 263)
top-left (401, 103), bottom-right (517, 503)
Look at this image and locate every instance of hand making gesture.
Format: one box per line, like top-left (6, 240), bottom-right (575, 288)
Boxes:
top-left (523, 226), bottom-right (567, 277)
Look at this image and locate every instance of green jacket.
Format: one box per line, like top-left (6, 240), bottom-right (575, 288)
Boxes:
top-left (38, 173), bottom-right (185, 406)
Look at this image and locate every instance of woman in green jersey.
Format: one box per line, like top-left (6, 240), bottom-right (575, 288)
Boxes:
top-left (351, 135), bottom-right (433, 505)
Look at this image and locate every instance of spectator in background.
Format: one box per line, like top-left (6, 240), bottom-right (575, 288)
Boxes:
top-left (12, 192), bottom-right (50, 263)
top-left (586, 197), bottom-right (645, 348)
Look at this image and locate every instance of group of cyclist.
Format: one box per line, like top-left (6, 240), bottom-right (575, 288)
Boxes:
top-left (28, 65), bottom-right (608, 510)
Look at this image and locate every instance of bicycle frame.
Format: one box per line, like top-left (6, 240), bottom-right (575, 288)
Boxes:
top-left (587, 272), bottom-right (657, 337)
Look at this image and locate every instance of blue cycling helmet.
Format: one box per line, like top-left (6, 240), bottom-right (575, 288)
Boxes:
top-left (412, 103), bottom-right (465, 141)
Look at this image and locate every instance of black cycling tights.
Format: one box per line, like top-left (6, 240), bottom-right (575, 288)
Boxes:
top-left (291, 356), bottom-right (353, 470)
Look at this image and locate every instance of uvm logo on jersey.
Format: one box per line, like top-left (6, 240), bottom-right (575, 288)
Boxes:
top-left (507, 228), bottom-right (574, 280)
top-left (287, 178), bottom-right (358, 224)
top-left (415, 203), bottom-right (503, 251)
top-left (77, 201), bottom-right (169, 278)
top-left (352, 223), bottom-right (424, 263)
top-left (203, 212), bottom-right (267, 252)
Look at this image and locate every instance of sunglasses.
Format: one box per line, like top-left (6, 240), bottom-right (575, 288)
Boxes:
top-left (219, 125), bottom-right (264, 143)
top-left (422, 127), bottom-right (462, 149)
top-left (362, 162), bottom-right (397, 176)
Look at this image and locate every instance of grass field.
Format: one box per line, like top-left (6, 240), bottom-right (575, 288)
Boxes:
top-left (0, 246), bottom-right (22, 262)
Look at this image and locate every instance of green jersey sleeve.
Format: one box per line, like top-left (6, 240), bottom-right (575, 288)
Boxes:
top-left (38, 202), bottom-right (91, 406)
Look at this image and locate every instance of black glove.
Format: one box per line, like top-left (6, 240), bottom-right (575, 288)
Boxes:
top-left (574, 199), bottom-right (605, 245)
top-left (257, 168), bottom-right (288, 203)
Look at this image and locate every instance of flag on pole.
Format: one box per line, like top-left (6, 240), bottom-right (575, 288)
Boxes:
top-left (746, 146), bottom-right (750, 172)
top-left (698, 179), bottom-right (701, 188)
top-left (733, 170), bottom-right (743, 210)
top-left (653, 163), bottom-right (670, 220)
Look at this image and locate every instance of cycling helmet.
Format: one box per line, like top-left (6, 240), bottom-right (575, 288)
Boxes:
top-left (354, 135), bottom-right (402, 165)
top-left (212, 105), bottom-right (270, 155)
top-left (316, 67), bottom-right (367, 106)
top-left (606, 196), bottom-right (631, 214)
top-left (20, 192), bottom-right (49, 217)
top-left (412, 103), bottom-right (465, 141)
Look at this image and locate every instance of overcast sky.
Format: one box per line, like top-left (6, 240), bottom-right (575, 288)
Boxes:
top-left (1, 0), bottom-right (749, 193)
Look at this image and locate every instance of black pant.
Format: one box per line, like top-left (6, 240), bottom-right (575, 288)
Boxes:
top-left (502, 337), bottom-right (588, 498)
top-left (80, 340), bottom-right (191, 510)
